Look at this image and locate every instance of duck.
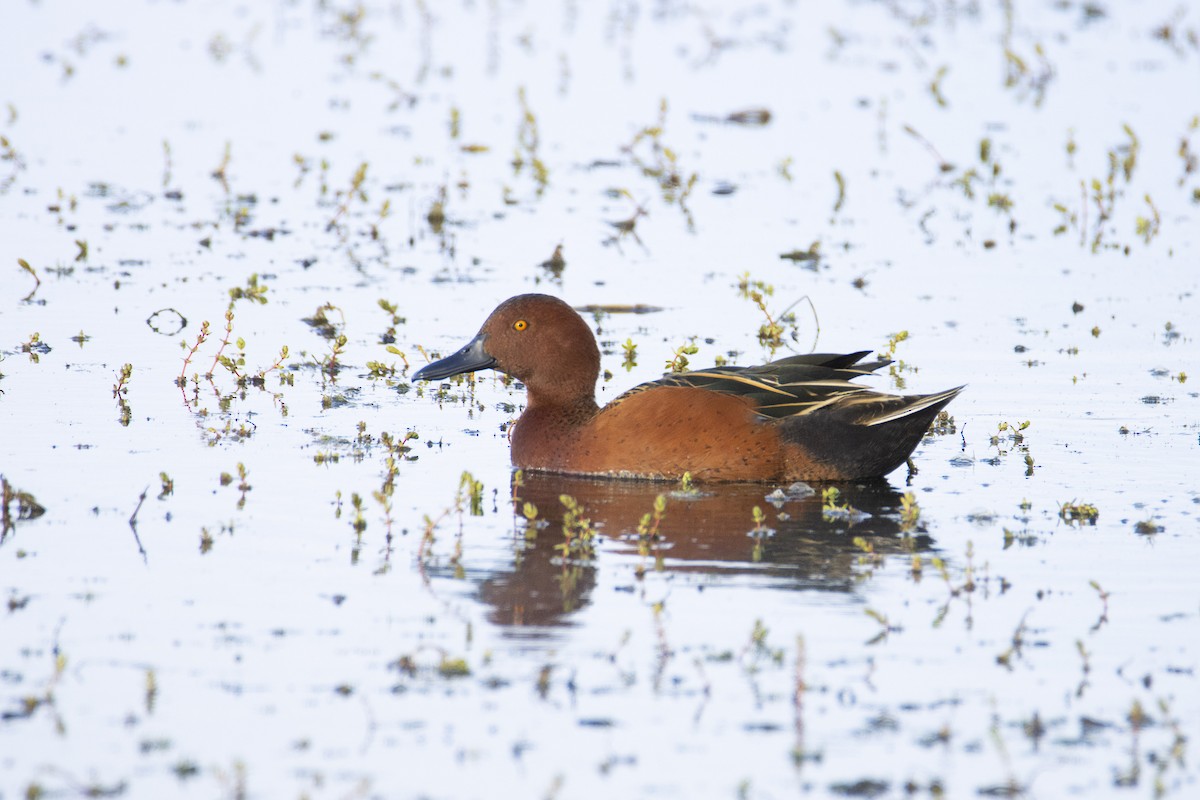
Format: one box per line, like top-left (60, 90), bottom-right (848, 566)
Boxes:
top-left (412, 293), bottom-right (962, 482)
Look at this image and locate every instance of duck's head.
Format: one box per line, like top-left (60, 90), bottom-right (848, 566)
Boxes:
top-left (412, 294), bottom-right (600, 408)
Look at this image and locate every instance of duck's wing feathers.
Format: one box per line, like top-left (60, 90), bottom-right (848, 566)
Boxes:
top-left (611, 351), bottom-right (921, 421)
top-left (763, 351), bottom-right (889, 371)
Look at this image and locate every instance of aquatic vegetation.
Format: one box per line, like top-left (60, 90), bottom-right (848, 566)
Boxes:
top-left (877, 330), bottom-right (915, 388)
top-left (926, 409), bottom-right (957, 437)
top-left (898, 491), bottom-right (920, 532)
top-left (989, 420), bottom-right (1031, 456)
top-left (19, 332), bottom-right (43, 364)
top-left (1134, 519), bottom-right (1162, 535)
top-left (389, 648), bottom-right (471, 680)
top-left (674, 471), bottom-right (699, 498)
top-left (534, 244), bottom-right (566, 286)
top-left (437, 657), bottom-right (470, 678)
top-left (512, 87), bottom-right (548, 196)
top-left (864, 607), bottom-right (900, 646)
top-left (326, 162), bottom-right (369, 241)
top-left (1136, 194), bottom-right (1162, 243)
top-left (602, 193), bottom-right (648, 249)
top-left (556, 494), bottom-right (598, 562)
top-left (114, 363), bottom-right (132, 426)
top-left (928, 65), bottom-right (950, 107)
top-left (741, 619), bottom-right (784, 670)
top-left (318, 334), bottom-right (348, 382)
top-left (634, 493), bottom-right (667, 574)
top-left (777, 156), bottom-right (793, 182)
top-left (1, 477), bottom-right (46, 542)
top-left (177, 322), bottom-right (211, 384)
top-left (1179, 115), bottom-right (1199, 184)
top-left (1, 130), bottom-right (25, 194)
top-left (302, 302), bottom-right (343, 340)
top-left (554, 495), bottom-right (600, 610)
top-left (1002, 40), bottom-right (1054, 106)
top-left (664, 339), bottom-right (698, 373)
top-left (112, 363), bottom-right (132, 399)
top-left (778, 242), bottom-right (820, 265)
top-left (623, 98), bottom-right (698, 227)
top-left (457, 471), bottom-right (484, 517)
top-left (635, 494), bottom-right (666, 553)
top-left (620, 337), bottom-right (638, 370)
top-left (1049, 123), bottom-right (1184, 253)
top-left (366, 358), bottom-right (397, 379)
top-left (16, 257), bottom-right (39, 300)
top-left (176, 275), bottom-right (289, 404)
top-left (209, 141), bottom-right (232, 194)
top-left (852, 536), bottom-right (884, 575)
top-left (217, 463), bottom-right (252, 511)
top-left (3, 645), bottom-right (67, 734)
top-left (519, 501), bottom-right (540, 545)
top-left (903, 124), bottom-right (953, 173)
top-left (736, 272), bottom-right (809, 354)
top-left (821, 487), bottom-right (849, 519)
top-left (747, 504), bottom-right (773, 562)
top-left (1058, 500), bottom-right (1099, 526)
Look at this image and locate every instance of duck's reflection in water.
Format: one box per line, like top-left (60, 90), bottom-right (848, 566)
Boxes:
top-left (473, 471), bottom-right (933, 630)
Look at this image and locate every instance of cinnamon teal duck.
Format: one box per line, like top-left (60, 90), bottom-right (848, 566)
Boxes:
top-left (412, 294), bottom-right (962, 481)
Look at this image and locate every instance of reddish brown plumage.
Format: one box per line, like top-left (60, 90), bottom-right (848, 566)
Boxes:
top-left (413, 294), bottom-right (962, 482)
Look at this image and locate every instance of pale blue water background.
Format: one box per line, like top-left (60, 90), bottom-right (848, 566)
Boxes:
top-left (1, 2), bottom-right (1197, 798)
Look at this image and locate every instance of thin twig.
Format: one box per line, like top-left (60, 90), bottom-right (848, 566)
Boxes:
top-left (128, 486), bottom-right (149, 564)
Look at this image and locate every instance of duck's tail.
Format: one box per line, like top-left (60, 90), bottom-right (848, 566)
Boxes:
top-left (780, 385), bottom-right (964, 479)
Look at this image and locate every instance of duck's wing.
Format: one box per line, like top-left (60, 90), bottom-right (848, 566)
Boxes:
top-left (761, 351), bottom-right (888, 372)
top-left (610, 351), bottom-right (901, 420)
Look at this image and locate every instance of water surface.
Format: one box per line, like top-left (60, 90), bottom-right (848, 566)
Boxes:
top-left (1, 1), bottom-right (1198, 798)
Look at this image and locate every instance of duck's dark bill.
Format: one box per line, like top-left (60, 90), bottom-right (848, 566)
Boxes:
top-left (412, 334), bottom-right (496, 381)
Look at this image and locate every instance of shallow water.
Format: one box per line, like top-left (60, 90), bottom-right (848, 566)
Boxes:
top-left (2, 1), bottom-right (1198, 798)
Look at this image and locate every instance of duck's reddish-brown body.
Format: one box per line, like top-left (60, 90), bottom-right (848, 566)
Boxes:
top-left (511, 387), bottom-right (822, 481)
top-left (413, 294), bottom-right (963, 482)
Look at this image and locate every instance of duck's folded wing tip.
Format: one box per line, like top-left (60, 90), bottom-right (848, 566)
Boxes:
top-left (862, 385), bottom-right (964, 427)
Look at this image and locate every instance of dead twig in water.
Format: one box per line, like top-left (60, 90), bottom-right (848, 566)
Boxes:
top-left (129, 486), bottom-right (149, 564)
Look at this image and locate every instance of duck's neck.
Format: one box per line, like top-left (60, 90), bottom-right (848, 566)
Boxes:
top-left (510, 394), bottom-right (599, 471)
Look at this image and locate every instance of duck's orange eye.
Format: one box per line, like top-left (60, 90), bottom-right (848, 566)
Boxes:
top-left (513, 319), bottom-right (528, 332)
